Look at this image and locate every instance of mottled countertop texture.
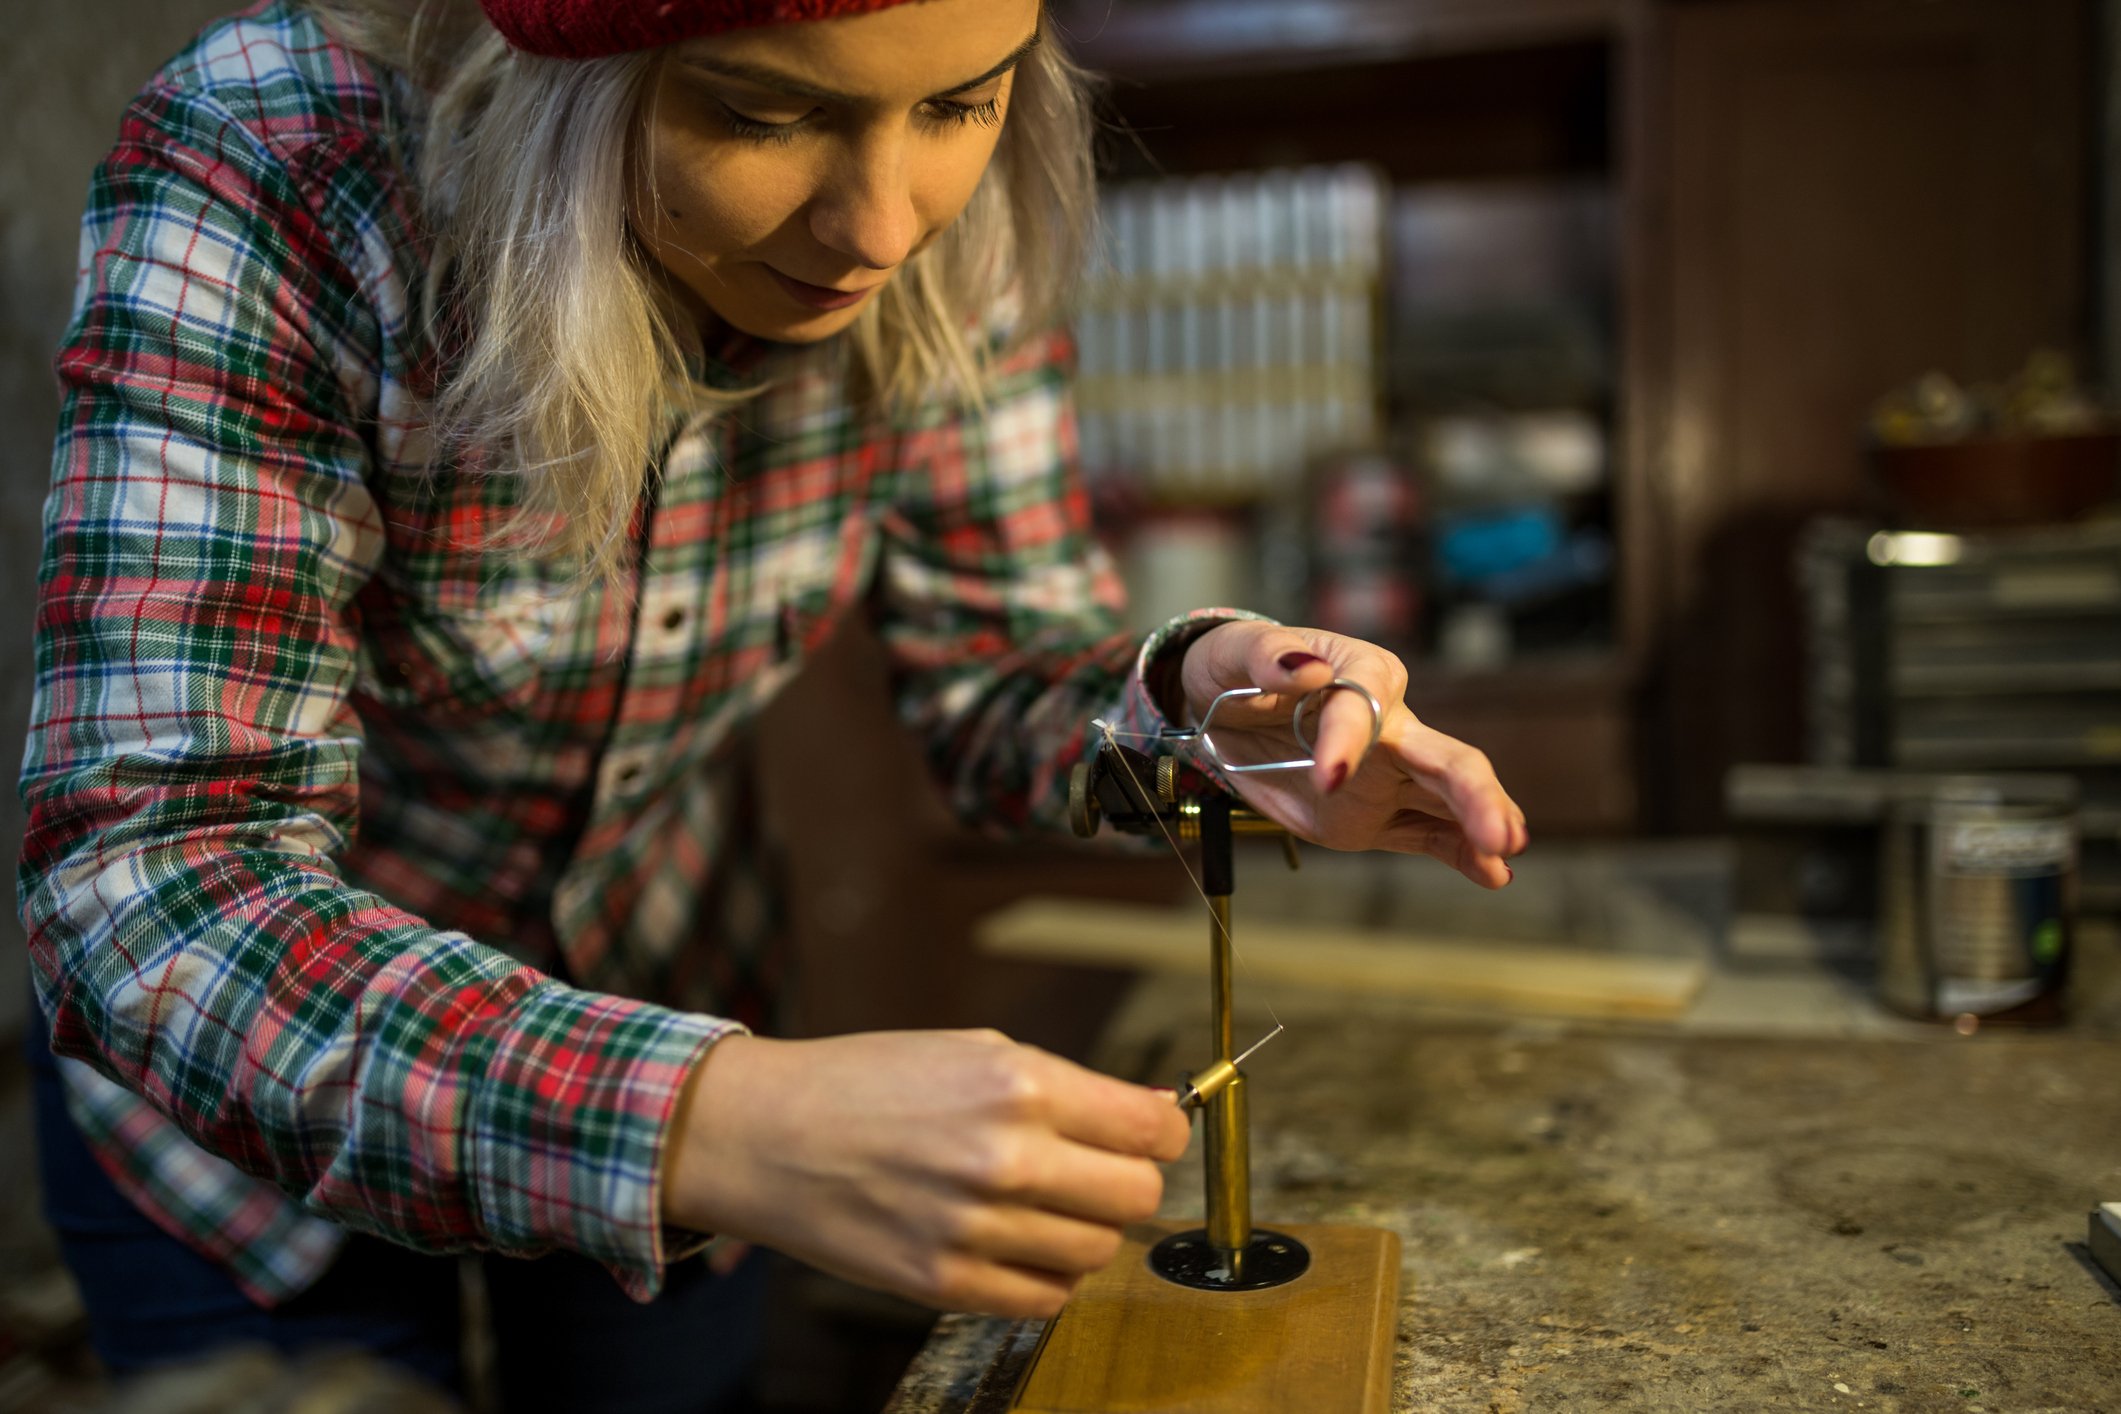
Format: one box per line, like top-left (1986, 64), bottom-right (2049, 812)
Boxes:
top-left (887, 926), bottom-right (2121, 1414)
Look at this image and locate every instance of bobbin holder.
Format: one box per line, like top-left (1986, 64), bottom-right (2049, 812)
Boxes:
top-left (1067, 741), bottom-right (1310, 1291)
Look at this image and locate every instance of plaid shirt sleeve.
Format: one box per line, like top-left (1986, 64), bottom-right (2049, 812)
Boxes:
top-left (873, 332), bottom-right (1268, 829)
top-left (17, 81), bottom-right (729, 1301)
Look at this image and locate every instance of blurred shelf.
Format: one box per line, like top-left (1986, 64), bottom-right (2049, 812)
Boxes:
top-left (1064, 0), bottom-right (1635, 830)
top-left (1892, 664), bottom-right (2121, 695)
top-left (1895, 741), bottom-right (2121, 770)
top-left (1083, 35), bottom-right (1614, 184)
top-left (1889, 603), bottom-right (2121, 624)
top-left (1055, 0), bottom-right (1621, 79)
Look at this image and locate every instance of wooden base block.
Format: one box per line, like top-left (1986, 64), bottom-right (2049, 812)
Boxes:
top-left (1010, 1221), bottom-right (1402, 1414)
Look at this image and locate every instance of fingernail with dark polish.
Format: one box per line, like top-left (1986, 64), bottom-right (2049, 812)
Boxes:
top-left (1506, 865), bottom-right (1516, 884)
top-left (1328, 763), bottom-right (1349, 793)
top-left (1278, 651), bottom-right (1326, 673)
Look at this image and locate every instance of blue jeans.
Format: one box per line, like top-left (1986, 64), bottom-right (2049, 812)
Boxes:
top-left (25, 1002), bottom-right (765, 1412)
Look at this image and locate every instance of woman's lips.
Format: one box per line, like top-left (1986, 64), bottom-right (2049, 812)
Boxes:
top-left (767, 268), bottom-right (877, 311)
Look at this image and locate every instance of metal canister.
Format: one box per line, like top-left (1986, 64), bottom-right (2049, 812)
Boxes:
top-left (1876, 775), bottom-right (2078, 1025)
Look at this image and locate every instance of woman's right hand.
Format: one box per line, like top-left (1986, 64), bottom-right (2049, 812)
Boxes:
top-left (661, 1029), bottom-right (1191, 1317)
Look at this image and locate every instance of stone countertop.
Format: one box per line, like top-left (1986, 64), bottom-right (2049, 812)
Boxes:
top-left (885, 973), bottom-right (2121, 1414)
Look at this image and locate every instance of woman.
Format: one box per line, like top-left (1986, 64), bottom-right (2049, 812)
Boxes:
top-left (19, 0), bottom-right (1526, 1406)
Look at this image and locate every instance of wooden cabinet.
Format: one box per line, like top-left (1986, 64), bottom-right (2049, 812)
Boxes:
top-left (1058, 0), bottom-right (1642, 832)
top-left (1643, 0), bottom-right (2091, 826)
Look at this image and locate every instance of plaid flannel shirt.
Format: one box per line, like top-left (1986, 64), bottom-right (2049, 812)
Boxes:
top-left (17, 1), bottom-right (1231, 1306)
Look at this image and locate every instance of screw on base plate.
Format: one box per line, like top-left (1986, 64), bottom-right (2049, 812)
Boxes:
top-left (1147, 1229), bottom-right (1311, 1292)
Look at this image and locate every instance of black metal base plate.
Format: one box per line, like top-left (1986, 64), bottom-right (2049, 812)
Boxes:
top-left (1146, 1227), bottom-right (1311, 1291)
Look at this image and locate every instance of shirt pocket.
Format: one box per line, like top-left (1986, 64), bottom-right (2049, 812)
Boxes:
top-left (353, 576), bottom-right (568, 731)
top-left (771, 514), bottom-right (877, 663)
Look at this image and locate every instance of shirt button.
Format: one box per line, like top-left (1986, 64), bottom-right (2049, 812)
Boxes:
top-left (617, 763), bottom-right (643, 785)
top-left (662, 607), bottom-right (685, 631)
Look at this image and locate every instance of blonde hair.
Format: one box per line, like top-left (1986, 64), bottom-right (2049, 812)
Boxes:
top-left (301, 0), bottom-right (1098, 579)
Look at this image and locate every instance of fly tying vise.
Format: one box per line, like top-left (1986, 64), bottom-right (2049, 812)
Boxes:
top-left (1015, 678), bottom-right (1408, 1412)
top-left (1085, 675), bottom-right (1385, 1103)
top-left (1076, 675), bottom-right (1384, 1290)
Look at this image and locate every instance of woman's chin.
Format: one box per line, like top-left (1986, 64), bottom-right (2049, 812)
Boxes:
top-left (704, 288), bottom-right (874, 345)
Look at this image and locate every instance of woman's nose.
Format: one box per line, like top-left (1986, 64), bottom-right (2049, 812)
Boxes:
top-left (808, 135), bottom-right (921, 271)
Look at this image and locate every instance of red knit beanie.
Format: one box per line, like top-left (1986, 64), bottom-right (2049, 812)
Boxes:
top-left (479, 0), bottom-right (929, 58)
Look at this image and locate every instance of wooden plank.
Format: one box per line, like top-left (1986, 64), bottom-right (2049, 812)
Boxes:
top-left (1011, 1222), bottom-right (1399, 1414)
top-left (976, 898), bottom-right (1706, 1020)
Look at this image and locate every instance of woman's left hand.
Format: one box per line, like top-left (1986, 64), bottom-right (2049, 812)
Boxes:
top-left (1177, 621), bottom-right (1527, 888)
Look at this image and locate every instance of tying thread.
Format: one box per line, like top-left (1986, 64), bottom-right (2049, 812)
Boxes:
top-left (1090, 718), bottom-right (1285, 1046)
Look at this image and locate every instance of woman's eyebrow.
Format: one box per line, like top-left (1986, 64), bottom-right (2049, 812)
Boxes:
top-left (682, 29), bottom-right (1041, 105)
top-left (935, 29), bottom-right (1042, 95)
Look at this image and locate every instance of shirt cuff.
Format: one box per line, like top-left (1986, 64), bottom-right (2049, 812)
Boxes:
top-left (463, 985), bottom-right (746, 1302)
top-left (1127, 607), bottom-right (1279, 734)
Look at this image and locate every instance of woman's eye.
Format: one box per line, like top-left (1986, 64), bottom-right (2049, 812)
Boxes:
top-left (710, 93), bottom-right (1002, 143)
top-left (716, 100), bottom-right (811, 144)
top-left (921, 96), bottom-right (1003, 130)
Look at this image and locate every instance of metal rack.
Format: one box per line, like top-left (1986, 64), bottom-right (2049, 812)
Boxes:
top-left (1799, 518), bottom-right (2121, 909)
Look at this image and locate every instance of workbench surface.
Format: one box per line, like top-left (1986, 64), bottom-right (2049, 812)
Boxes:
top-left (884, 977), bottom-right (2121, 1413)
